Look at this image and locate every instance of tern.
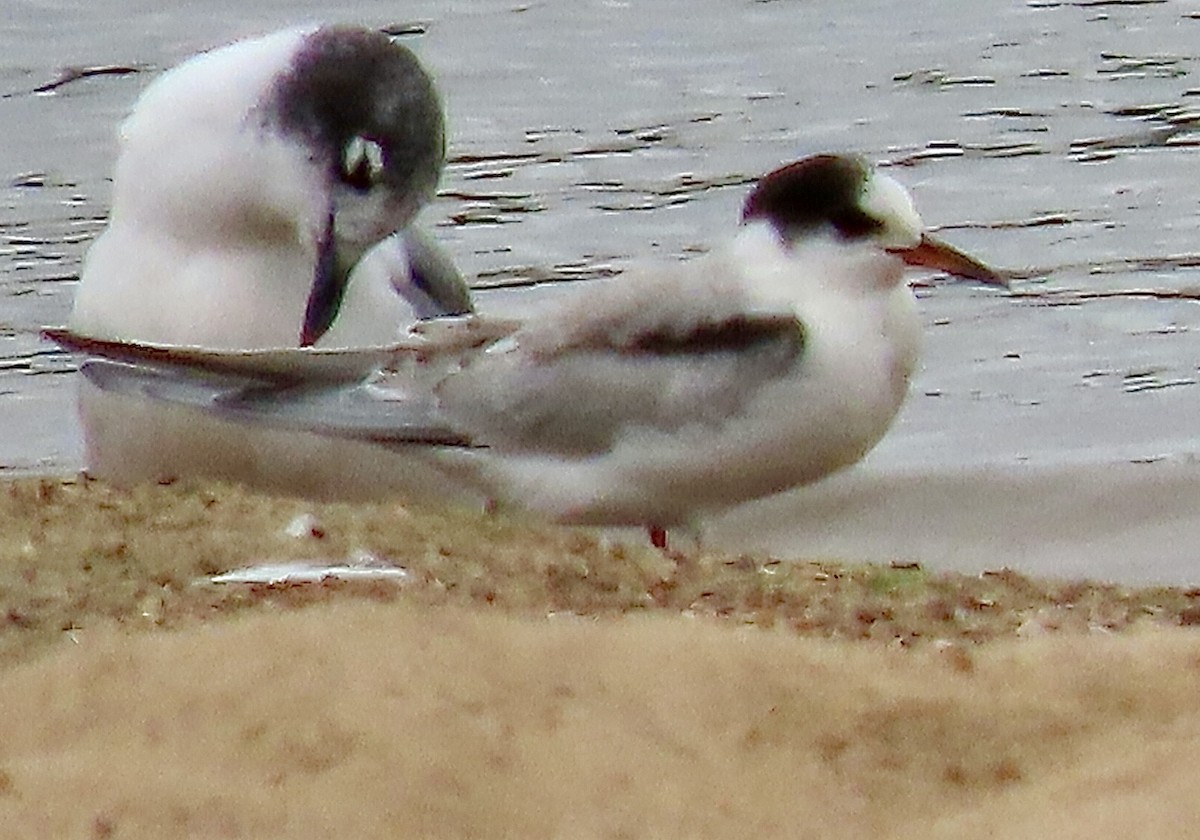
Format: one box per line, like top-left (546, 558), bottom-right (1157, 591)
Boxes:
top-left (68, 24), bottom-right (471, 350)
top-left (62, 25), bottom-right (472, 492)
top-left (50, 155), bottom-right (1004, 543)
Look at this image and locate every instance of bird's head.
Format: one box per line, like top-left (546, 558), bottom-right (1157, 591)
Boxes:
top-left (742, 154), bottom-right (1005, 289)
top-left (260, 26), bottom-right (446, 345)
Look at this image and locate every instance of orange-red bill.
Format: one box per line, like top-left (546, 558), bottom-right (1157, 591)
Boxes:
top-left (891, 233), bottom-right (1008, 288)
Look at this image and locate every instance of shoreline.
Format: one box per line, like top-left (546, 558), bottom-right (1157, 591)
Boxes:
top-left (710, 458), bottom-right (1200, 586)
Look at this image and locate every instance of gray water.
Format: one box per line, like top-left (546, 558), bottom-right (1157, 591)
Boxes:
top-left (4, 0), bottom-right (1200, 478)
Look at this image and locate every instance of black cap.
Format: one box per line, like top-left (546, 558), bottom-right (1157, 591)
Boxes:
top-left (742, 155), bottom-right (884, 243)
top-left (260, 26), bottom-right (444, 198)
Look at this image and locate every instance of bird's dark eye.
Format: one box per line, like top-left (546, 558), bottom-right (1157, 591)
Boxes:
top-left (340, 135), bottom-right (384, 191)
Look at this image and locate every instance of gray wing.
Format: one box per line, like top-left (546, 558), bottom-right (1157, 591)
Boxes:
top-left (437, 310), bottom-right (806, 455)
top-left (81, 360), bottom-right (477, 447)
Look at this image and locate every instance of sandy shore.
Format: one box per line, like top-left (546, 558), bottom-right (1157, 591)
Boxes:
top-left (2, 475), bottom-right (1200, 837)
top-left (708, 459), bottom-right (1200, 586)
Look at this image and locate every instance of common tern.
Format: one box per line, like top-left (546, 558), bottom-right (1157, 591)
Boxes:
top-left (50, 155), bottom-right (1005, 543)
top-left (69, 24), bottom-right (470, 350)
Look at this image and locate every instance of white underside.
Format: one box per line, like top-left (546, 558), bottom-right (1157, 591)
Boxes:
top-left (77, 377), bottom-right (486, 506)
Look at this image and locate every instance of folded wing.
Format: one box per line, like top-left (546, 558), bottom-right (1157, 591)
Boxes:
top-left (79, 360), bottom-right (474, 447)
top-left (437, 293), bottom-right (806, 456)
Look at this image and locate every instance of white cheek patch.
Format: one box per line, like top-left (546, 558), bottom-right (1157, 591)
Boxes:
top-left (860, 172), bottom-right (924, 249)
top-left (343, 135), bottom-right (386, 185)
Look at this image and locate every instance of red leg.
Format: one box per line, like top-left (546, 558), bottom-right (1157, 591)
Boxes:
top-left (648, 525), bottom-right (668, 550)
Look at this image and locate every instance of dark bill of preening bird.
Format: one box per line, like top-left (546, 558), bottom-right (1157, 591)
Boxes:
top-left (255, 26), bottom-right (446, 346)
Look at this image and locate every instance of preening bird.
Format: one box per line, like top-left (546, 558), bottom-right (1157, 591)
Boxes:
top-left (68, 23), bottom-right (471, 350)
top-left (61, 24), bottom-right (471, 492)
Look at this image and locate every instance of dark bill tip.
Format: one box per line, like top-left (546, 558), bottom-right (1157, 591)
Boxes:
top-left (891, 233), bottom-right (1009, 289)
top-left (301, 215), bottom-right (347, 347)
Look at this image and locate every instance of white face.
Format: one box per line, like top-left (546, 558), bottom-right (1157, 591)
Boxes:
top-left (330, 132), bottom-right (439, 265)
top-left (858, 171), bottom-right (924, 251)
